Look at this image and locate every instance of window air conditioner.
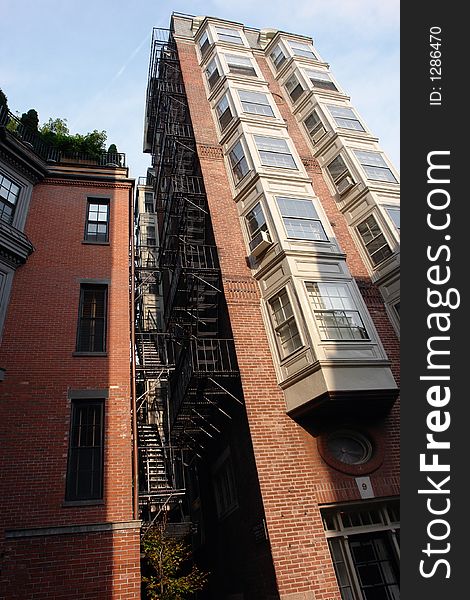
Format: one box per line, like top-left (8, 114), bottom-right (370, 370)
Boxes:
top-left (249, 230), bottom-right (273, 258)
top-left (336, 175), bottom-right (354, 195)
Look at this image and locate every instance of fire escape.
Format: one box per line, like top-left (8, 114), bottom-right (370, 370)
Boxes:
top-left (134, 28), bottom-right (242, 531)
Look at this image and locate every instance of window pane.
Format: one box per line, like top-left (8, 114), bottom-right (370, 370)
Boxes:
top-left (246, 203), bottom-right (267, 238)
top-left (66, 401), bottom-right (104, 501)
top-left (229, 141), bottom-right (250, 182)
top-left (85, 199), bottom-right (109, 242)
top-left (284, 218), bottom-right (326, 240)
top-left (76, 285), bottom-right (107, 352)
top-left (277, 197), bottom-right (318, 219)
top-left (306, 69), bottom-right (338, 91)
top-left (226, 54), bottom-right (257, 76)
top-left (327, 156), bottom-right (348, 181)
top-left (216, 26), bottom-right (243, 45)
top-left (357, 215), bottom-right (392, 265)
top-left (288, 40), bottom-right (316, 59)
top-left (386, 207), bottom-right (400, 230)
top-left (239, 90), bottom-right (274, 116)
top-left (307, 282), bottom-right (368, 340)
top-left (0, 172), bottom-right (21, 224)
top-left (271, 45), bottom-right (286, 69)
top-left (305, 111), bottom-right (321, 133)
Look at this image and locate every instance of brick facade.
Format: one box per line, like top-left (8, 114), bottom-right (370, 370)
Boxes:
top-left (0, 172), bottom-right (140, 599)
top-left (175, 34), bottom-right (400, 600)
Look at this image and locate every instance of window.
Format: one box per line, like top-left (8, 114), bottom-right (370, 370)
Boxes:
top-left (354, 150), bottom-right (398, 183)
top-left (144, 192), bottom-right (154, 213)
top-left (76, 284), bottom-right (107, 353)
top-left (270, 45), bottom-right (287, 70)
top-left (306, 282), bottom-right (369, 341)
top-left (146, 226), bottom-right (156, 247)
top-left (226, 54), bottom-right (257, 77)
top-left (386, 207), bottom-right (400, 231)
top-left (215, 94), bottom-right (233, 130)
top-left (357, 215), bottom-right (392, 266)
top-left (276, 196), bottom-right (327, 241)
top-left (238, 90), bottom-right (274, 116)
top-left (269, 289), bottom-right (302, 357)
top-left (215, 26), bottom-right (243, 45)
top-left (254, 135), bottom-right (297, 169)
top-left (199, 30), bottom-right (211, 55)
top-left (213, 453), bottom-right (238, 519)
top-left (245, 202), bottom-right (270, 251)
top-left (206, 58), bottom-right (221, 90)
top-left (322, 502), bottom-right (400, 600)
top-left (304, 110), bottom-right (326, 143)
top-left (66, 400), bottom-right (104, 501)
top-left (285, 73), bottom-right (304, 102)
top-left (288, 40), bottom-right (317, 59)
top-left (327, 105), bottom-right (364, 131)
top-left (326, 155), bottom-right (354, 194)
top-left (84, 199), bottom-right (109, 243)
top-left (228, 140), bottom-right (251, 183)
top-left (0, 171), bottom-right (20, 225)
top-left (305, 68), bottom-right (338, 91)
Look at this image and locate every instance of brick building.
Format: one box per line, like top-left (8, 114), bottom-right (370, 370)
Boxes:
top-left (0, 108), bottom-right (140, 598)
top-left (135, 12), bottom-right (400, 600)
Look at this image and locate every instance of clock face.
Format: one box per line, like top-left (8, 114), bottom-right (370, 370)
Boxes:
top-left (327, 432), bottom-right (371, 465)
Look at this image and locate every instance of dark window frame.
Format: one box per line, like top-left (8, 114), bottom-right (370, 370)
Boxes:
top-left (75, 284), bottom-right (108, 353)
top-left (84, 198), bottom-right (110, 243)
top-left (65, 399), bottom-right (105, 502)
top-left (0, 170), bottom-right (21, 225)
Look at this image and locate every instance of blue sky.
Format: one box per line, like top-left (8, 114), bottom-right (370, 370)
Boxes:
top-left (1, 0), bottom-right (399, 179)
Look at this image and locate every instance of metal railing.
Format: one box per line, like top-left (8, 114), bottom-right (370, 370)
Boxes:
top-left (0, 106), bottom-right (126, 167)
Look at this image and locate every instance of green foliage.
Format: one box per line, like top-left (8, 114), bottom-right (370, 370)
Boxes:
top-left (142, 526), bottom-right (208, 600)
top-left (20, 109), bottom-right (39, 132)
top-left (39, 118), bottom-right (107, 158)
top-left (107, 143), bottom-right (118, 154)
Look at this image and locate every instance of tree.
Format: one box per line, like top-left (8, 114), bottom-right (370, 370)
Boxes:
top-left (107, 143), bottom-right (118, 154)
top-left (142, 524), bottom-right (208, 600)
top-left (39, 118), bottom-right (107, 158)
top-left (20, 109), bottom-right (39, 132)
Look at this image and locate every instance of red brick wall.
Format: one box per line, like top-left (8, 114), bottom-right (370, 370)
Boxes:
top-left (1, 528), bottom-right (140, 599)
top-left (176, 38), bottom-right (400, 600)
top-left (0, 175), bottom-right (140, 598)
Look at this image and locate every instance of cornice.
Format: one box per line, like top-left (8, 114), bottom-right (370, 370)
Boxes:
top-left (41, 177), bottom-right (133, 190)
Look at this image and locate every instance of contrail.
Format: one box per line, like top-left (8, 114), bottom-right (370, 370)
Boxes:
top-left (70, 31), bottom-right (151, 131)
